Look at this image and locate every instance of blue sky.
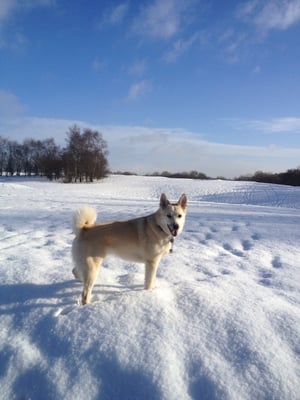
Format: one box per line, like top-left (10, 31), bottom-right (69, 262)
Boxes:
top-left (1, 0), bottom-right (300, 178)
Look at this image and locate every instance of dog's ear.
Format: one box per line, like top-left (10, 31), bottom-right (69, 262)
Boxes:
top-left (160, 193), bottom-right (170, 209)
top-left (178, 193), bottom-right (187, 210)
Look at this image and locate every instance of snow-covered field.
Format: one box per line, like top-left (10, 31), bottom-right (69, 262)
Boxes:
top-left (0, 175), bottom-right (300, 400)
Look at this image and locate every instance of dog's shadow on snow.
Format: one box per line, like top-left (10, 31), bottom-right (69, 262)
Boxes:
top-left (0, 280), bottom-right (80, 313)
top-left (0, 280), bottom-right (144, 315)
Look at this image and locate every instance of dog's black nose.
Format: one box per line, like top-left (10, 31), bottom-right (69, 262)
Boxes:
top-left (174, 223), bottom-right (179, 230)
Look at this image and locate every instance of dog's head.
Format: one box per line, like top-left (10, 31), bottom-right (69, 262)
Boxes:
top-left (158, 193), bottom-right (187, 237)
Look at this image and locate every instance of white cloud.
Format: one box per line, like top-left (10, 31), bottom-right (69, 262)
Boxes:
top-left (99, 2), bottom-right (129, 28)
top-left (0, 0), bottom-right (55, 24)
top-left (0, 0), bottom-right (17, 47)
top-left (1, 116), bottom-right (300, 178)
top-left (237, 0), bottom-right (300, 32)
top-left (127, 80), bottom-right (152, 101)
top-left (127, 60), bottom-right (147, 77)
top-left (100, 125), bottom-right (300, 177)
top-left (0, 0), bottom-right (16, 24)
top-left (218, 1), bottom-right (300, 64)
top-left (255, 0), bottom-right (300, 31)
top-left (132, 0), bottom-right (194, 40)
top-left (222, 32), bottom-right (247, 63)
top-left (0, 89), bottom-right (26, 118)
top-left (233, 117), bottom-right (300, 134)
top-left (164, 33), bottom-right (199, 63)
top-left (236, 0), bottom-right (259, 19)
top-left (110, 3), bottom-right (129, 24)
top-left (0, 0), bottom-right (55, 49)
top-left (218, 28), bottom-right (235, 44)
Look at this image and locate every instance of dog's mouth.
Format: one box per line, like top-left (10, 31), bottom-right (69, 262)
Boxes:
top-left (168, 225), bottom-right (179, 237)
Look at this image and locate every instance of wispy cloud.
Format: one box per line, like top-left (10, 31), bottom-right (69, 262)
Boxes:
top-left (0, 89), bottom-right (26, 118)
top-left (127, 59), bottom-right (148, 77)
top-left (127, 80), bottom-right (152, 101)
top-left (92, 58), bottom-right (107, 72)
top-left (0, 0), bottom-right (55, 49)
top-left (231, 117), bottom-right (300, 134)
top-left (237, 0), bottom-right (300, 32)
top-left (132, 0), bottom-right (195, 40)
top-left (99, 2), bottom-right (129, 28)
top-left (222, 32), bottom-right (247, 63)
top-left (109, 3), bottom-right (129, 24)
top-left (216, 1), bottom-right (300, 63)
top-left (164, 33), bottom-right (199, 63)
top-left (70, 124), bottom-right (300, 176)
top-left (0, 0), bottom-right (18, 48)
top-left (0, 0), bottom-right (56, 25)
top-left (218, 28), bottom-right (235, 44)
top-left (0, 0), bottom-right (16, 25)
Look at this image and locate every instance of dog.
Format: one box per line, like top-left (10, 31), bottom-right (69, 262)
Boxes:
top-left (72, 193), bottom-right (187, 304)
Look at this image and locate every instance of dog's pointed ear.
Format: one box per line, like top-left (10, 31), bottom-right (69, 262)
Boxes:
top-left (160, 193), bottom-right (169, 209)
top-left (178, 193), bottom-right (187, 210)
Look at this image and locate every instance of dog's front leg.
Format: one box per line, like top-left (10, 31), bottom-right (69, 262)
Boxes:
top-left (144, 258), bottom-right (160, 290)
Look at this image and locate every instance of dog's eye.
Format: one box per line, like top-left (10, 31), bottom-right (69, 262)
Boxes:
top-left (178, 214), bottom-right (182, 218)
top-left (167, 214), bottom-right (172, 219)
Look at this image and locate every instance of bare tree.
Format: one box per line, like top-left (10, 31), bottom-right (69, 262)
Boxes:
top-left (40, 138), bottom-right (63, 180)
top-left (63, 125), bottom-right (109, 182)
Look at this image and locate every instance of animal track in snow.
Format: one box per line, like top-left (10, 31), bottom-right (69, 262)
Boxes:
top-left (251, 232), bottom-right (261, 241)
top-left (222, 237), bottom-right (254, 257)
top-left (223, 243), bottom-right (244, 257)
top-left (241, 240), bottom-right (253, 251)
top-left (272, 256), bottom-right (283, 269)
top-left (221, 269), bottom-right (232, 276)
top-left (258, 270), bottom-right (273, 286)
top-left (205, 232), bottom-right (213, 240)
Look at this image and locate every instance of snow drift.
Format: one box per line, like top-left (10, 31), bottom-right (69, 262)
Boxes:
top-left (0, 175), bottom-right (299, 400)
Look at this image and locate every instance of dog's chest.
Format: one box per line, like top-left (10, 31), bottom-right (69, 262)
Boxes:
top-left (150, 237), bottom-right (172, 257)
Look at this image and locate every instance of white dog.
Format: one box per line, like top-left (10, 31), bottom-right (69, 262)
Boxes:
top-left (72, 193), bottom-right (187, 304)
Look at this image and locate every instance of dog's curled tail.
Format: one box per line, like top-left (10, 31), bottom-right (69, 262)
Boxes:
top-left (73, 206), bottom-right (97, 237)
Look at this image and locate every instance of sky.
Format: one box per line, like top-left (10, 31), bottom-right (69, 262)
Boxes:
top-left (0, 0), bottom-right (300, 178)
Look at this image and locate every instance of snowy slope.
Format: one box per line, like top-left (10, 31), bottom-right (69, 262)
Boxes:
top-left (0, 175), bottom-right (300, 400)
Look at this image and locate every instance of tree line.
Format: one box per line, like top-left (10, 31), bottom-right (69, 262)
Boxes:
top-left (236, 168), bottom-right (300, 186)
top-left (147, 170), bottom-right (211, 179)
top-left (150, 168), bottom-right (300, 186)
top-left (0, 125), bottom-right (109, 182)
top-left (114, 168), bottom-right (300, 186)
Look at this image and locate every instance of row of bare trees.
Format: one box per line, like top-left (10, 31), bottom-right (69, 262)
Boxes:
top-left (236, 169), bottom-right (300, 186)
top-left (0, 125), bottom-right (109, 182)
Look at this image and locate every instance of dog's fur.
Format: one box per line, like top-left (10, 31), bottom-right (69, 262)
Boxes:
top-left (72, 193), bottom-right (187, 304)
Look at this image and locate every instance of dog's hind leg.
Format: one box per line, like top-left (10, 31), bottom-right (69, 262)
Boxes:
top-left (144, 258), bottom-right (161, 290)
top-left (82, 256), bottom-right (103, 305)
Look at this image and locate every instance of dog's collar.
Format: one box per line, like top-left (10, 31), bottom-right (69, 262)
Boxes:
top-left (169, 237), bottom-right (174, 253)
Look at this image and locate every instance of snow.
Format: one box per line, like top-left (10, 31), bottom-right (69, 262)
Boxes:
top-left (0, 175), bottom-right (300, 400)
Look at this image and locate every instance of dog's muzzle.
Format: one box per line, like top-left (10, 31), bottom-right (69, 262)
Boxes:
top-left (168, 223), bottom-right (179, 237)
